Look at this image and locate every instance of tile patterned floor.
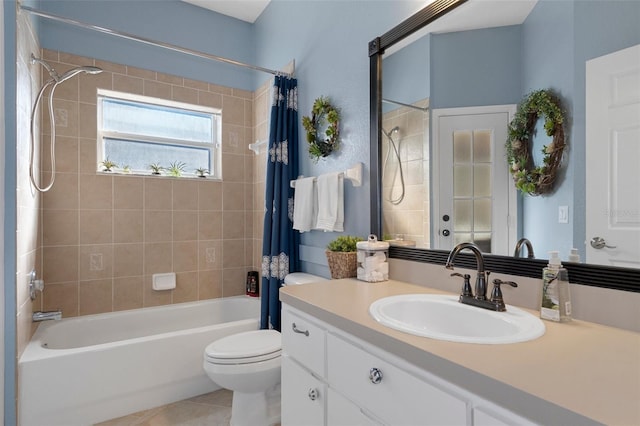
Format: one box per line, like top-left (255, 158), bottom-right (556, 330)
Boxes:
top-left (95, 389), bottom-right (233, 426)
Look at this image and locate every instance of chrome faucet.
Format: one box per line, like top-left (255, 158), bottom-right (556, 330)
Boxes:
top-left (514, 238), bottom-right (535, 259)
top-left (446, 242), bottom-right (518, 311)
top-left (32, 310), bottom-right (62, 322)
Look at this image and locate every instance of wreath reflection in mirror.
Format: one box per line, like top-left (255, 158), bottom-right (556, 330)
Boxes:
top-left (506, 89), bottom-right (566, 196)
top-left (302, 97), bottom-right (340, 162)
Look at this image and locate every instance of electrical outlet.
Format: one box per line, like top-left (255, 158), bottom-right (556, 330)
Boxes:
top-left (558, 206), bottom-right (569, 224)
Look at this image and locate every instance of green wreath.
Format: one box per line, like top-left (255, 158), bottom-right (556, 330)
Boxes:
top-left (506, 90), bottom-right (566, 196)
top-left (302, 97), bottom-right (340, 162)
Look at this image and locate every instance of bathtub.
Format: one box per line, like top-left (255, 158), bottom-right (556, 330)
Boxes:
top-left (19, 296), bottom-right (260, 426)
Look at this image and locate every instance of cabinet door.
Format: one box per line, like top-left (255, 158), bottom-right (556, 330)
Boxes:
top-left (328, 333), bottom-right (467, 425)
top-left (281, 355), bottom-right (325, 426)
top-left (327, 388), bottom-right (385, 426)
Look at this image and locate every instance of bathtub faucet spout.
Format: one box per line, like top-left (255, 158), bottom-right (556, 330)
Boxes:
top-left (32, 310), bottom-right (62, 322)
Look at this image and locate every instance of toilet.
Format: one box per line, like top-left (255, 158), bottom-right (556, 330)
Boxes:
top-left (203, 272), bottom-right (327, 426)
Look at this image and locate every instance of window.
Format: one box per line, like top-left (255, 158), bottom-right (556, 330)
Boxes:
top-left (97, 89), bottom-right (221, 178)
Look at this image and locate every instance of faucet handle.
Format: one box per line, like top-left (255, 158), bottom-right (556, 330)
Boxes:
top-left (490, 278), bottom-right (518, 308)
top-left (451, 273), bottom-right (473, 297)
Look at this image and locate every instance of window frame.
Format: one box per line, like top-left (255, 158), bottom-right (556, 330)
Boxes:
top-left (96, 89), bottom-right (222, 179)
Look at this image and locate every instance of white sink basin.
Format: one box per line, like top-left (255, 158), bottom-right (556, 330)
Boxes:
top-left (369, 294), bottom-right (545, 344)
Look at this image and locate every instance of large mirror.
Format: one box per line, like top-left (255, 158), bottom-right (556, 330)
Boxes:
top-left (370, 0), bottom-right (640, 290)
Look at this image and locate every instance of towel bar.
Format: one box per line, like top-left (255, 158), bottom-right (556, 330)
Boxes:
top-left (290, 162), bottom-right (363, 188)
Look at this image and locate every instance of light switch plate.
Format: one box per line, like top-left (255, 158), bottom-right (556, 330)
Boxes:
top-left (558, 206), bottom-right (569, 223)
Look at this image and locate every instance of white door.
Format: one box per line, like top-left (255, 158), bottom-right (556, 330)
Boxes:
top-left (432, 106), bottom-right (517, 255)
top-left (586, 44), bottom-right (640, 268)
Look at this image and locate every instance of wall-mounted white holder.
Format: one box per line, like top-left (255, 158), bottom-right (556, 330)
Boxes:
top-left (290, 162), bottom-right (363, 188)
top-left (29, 269), bottom-right (44, 300)
top-left (152, 272), bottom-right (176, 290)
top-left (248, 139), bottom-right (268, 155)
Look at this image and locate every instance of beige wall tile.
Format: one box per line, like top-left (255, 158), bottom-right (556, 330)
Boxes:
top-left (114, 210), bottom-right (143, 243)
top-left (173, 271), bottom-right (198, 303)
top-left (145, 178), bottom-right (173, 210)
top-left (144, 211), bottom-right (172, 242)
top-left (113, 243), bottom-right (143, 277)
top-left (113, 276), bottom-right (143, 311)
top-left (43, 282), bottom-right (79, 317)
top-left (222, 96), bottom-right (244, 125)
top-left (79, 138), bottom-right (98, 174)
top-left (127, 66), bottom-right (156, 80)
top-left (41, 136), bottom-right (78, 173)
top-left (198, 91), bottom-right (223, 109)
top-left (79, 244), bottom-right (113, 280)
top-left (221, 154), bottom-right (245, 182)
top-left (208, 83), bottom-right (233, 95)
top-left (184, 78), bottom-right (208, 91)
top-left (198, 240), bottom-right (222, 271)
top-left (79, 174), bottom-right (113, 209)
top-left (114, 177), bottom-right (143, 209)
top-left (144, 80), bottom-right (172, 99)
top-left (43, 210), bottom-right (79, 246)
top-left (172, 180), bottom-right (198, 210)
top-left (198, 181), bottom-right (222, 211)
top-left (94, 59), bottom-right (126, 74)
top-left (222, 239), bottom-right (245, 268)
top-left (173, 211), bottom-right (197, 241)
top-left (156, 73), bottom-right (183, 85)
top-left (79, 103), bottom-right (97, 138)
top-left (79, 71), bottom-right (112, 104)
top-left (144, 242), bottom-right (172, 275)
top-left (43, 246), bottom-right (79, 283)
top-left (113, 74), bottom-right (144, 95)
top-left (142, 275), bottom-right (172, 307)
top-left (47, 98), bottom-right (79, 138)
top-left (79, 279), bottom-right (113, 315)
top-left (223, 182), bottom-right (244, 210)
top-left (173, 241), bottom-right (198, 272)
top-left (79, 209), bottom-right (113, 244)
top-left (198, 211), bottom-right (222, 240)
top-left (198, 269), bottom-right (223, 300)
top-left (172, 86), bottom-right (198, 104)
top-left (43, 172), bottom-right (78, 210)
top-left (223, 211), bottom-right (245, 239)
top-left (223, 268), bottom-right (246, 296)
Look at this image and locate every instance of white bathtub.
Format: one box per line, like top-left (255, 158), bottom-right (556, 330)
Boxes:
top-left (18, 296), bottom-right (260, 426)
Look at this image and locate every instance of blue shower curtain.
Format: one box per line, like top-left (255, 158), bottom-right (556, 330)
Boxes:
top-left (260, 76), bottom-right (300, 331)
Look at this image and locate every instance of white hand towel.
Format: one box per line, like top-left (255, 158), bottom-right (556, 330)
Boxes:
top-left (292, 177), bottom-right (317, 232)
top-left (315, 172), bottom-right (344, 232)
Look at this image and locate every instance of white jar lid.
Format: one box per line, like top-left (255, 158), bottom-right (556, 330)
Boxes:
top-left (356, 234), bottom-right (389, 251)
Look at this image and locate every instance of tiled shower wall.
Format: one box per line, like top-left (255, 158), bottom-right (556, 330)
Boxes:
top-left (33, 49), bottom-right (269, 318)
top-left (16, 11), bottom-right (42, 357)
top-left (382, 99), bottom-right (430, 247)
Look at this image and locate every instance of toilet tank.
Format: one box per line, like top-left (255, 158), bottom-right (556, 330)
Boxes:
top-left (283, 273), bottom-right (328, 285)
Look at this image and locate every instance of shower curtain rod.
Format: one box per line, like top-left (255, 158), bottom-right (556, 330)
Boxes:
top-left (19, 4), bottom-right (293, 78)
top-left (382, 98), bottom-right (429, 112)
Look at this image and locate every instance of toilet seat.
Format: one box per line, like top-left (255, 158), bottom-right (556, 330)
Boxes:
top-left (204, 330), bottom-right (281, 365)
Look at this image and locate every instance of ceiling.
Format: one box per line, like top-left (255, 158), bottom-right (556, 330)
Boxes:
top-left (181, 0), bottom-right (271, 23)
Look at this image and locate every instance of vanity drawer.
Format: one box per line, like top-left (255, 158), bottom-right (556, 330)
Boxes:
top-left (327, 333), bottom-right (467, 426)
top-left (281, 307), bottom-right (326, 378)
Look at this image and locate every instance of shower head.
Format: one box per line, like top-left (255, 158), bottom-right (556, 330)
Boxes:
top-left (382, 126), bottom-right (400, 140)
top-left (31, 55), bottom-right (103, 84)
top-left (57, 66), bottom-right (103, 83)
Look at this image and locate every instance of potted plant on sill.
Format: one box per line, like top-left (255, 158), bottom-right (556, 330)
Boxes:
top-left (149, 163), bottom-right (163, 175)
top-left (195, 167), bottom-right (209, 178)
top-left (168, 161), bottom-right (186, 177)
top-left (325, 235), bottom-right (363, 279)
top-left (100, 157), bottom-right (118, 172)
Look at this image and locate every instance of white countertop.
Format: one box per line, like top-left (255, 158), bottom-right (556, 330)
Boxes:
top-left (280, 279), bottom-right (640, 426)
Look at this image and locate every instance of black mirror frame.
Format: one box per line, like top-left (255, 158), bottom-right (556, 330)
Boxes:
top-left (368, 0), bottom-right (640, 292)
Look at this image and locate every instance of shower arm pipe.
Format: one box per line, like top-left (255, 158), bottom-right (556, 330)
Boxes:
top-left (382, 98), bottom-right (429, 112)
top-left (19, 4), bottom-right (294, 78)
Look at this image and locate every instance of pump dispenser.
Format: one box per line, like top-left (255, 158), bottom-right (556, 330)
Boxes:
top-left (540, 251), bottom-right (572, 322)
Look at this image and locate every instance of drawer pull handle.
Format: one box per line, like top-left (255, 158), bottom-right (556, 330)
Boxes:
top-left (308, 388), bottom-right (319, 401)
top-left (292, 323), bottom-right (309, 336)
top-left (369, 367), bottom-right (383, 384)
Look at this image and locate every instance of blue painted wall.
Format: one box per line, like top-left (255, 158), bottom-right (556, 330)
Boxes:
top-left (431, 25), bottom-right (522, 109)
top-left (38, 0), bottom-right (258, 90)
top-left (383, 34), bottom-right (430, 113)
top-left (520, 0), bottom-right (575, 260)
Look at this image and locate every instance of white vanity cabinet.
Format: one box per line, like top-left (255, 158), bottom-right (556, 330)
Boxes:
top-left (281, 304), bottom-right (539, 426)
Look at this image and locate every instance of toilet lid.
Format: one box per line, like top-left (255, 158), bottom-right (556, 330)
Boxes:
top-left (205, 330), bottom-right (281, 364)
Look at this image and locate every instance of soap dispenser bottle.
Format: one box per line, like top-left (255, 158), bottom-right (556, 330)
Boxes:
top-left (540, 251), bottom-right (572, 322)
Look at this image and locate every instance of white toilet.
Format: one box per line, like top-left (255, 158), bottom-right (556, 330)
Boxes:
top-left (203, 272), bottom-right (327, 426)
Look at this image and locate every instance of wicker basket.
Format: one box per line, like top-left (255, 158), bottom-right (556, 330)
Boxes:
top-left (325, 250), bottom-right (357, 279)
